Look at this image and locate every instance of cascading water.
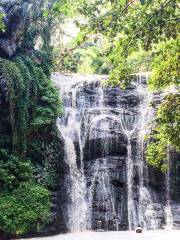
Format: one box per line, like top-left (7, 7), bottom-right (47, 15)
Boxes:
top-left (55, 75), bottom-right (91, 232)
top-left (52, 73), bottom-right (173, 232)
top-left (135, 73), bottom-right (159, 230)
top-left (56, 117), bottom-right (88, 232)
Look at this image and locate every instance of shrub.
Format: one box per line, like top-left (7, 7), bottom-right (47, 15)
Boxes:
top-left (0, 182), bottom-right (50, 235)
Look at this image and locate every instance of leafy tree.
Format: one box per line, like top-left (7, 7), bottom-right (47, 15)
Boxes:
top-left (77, 0), bottom-right (179, 87)
top-left (148, 39), bottom-right (179, 90)
top-left (146, 93), bottom-right (180, 170)
top-left (21, 0), bottom-right (78, 51)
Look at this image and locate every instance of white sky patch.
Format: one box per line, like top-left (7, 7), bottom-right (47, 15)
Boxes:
top-left (51, 18), bottom-right (84, 47)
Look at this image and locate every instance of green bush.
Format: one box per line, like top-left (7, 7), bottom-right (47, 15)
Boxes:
top-left (0, 182), bottom-right (50, 235)
top-left (0, 149), bottom-right (33, 191)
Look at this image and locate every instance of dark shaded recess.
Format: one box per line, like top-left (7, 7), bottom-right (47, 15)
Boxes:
top-left (83, 137), bottom-right (127, 162)
top-left (170, 149), bottom-right (180, 203)
top-left (110, 179), bottom-right (126, 188)
top-left (48, 137), bottom-right (69, 234)
top-left (0, 74), bottom-right (8, 106)
top-left (74, 140), bottom-right (81, 169)
top-left (132, 165), bottom-right (140, 187)
top-left (0, 106), bottom-right (11, 150)
top-left (147, 166), bottom-right (166, 201)
top-left (0, 70), bottom-right (11, 151)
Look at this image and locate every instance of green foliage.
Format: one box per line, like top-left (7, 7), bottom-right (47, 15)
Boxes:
top-left (157, 93), bottom-right (180, 151)
top-left (56, 51), bottom-right (82, 73)
top-left (0, 0), bottom-right (67, 236)
top-left (0, 13), bottom-right (5, 32)
top-left (2, 58), bottom-right (29, 154)
top-left (148, 39), bottom-right (180, 90)
top-left (51, 0), bottom-right (77, 17)
top-left (0, 51), bottom-right (62, 235)
top-left (78, 0), bottom-right (179, 86)
top-left (0, 182), bottom-right (50, 235)
top-left (146, 93), bottom-right (180, 169)
top-left (55, 45), bottom-right (109, 74)
top-left (78, 46), bottom-right (109, 74)
top-left (27, 135), bottom-right (64, 189)
top-left (74, 31), bottom-right (89, 47)
top-left (1, 53), bottom-right (61, 154)
top-left (0, 149), bottom-right (33, 191)
top-left (146, 142), bottom-right (167, 171)
top-left (34, 50), bottom-right (53, 77)
top-left (108, 46), bottom-right (132, 88)
top-left (22, 0), bottom-right (78, 51)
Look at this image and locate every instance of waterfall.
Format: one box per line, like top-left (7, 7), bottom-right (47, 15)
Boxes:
top-left (55, 74), bottom-right (91, 232)
top-left (136, 73), bottom-right (159, 230)
top-left (52, 73), bottom-right (172, 232)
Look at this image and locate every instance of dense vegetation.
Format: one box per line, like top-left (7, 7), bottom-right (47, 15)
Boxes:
top-left (0, 0), bottom-right (66, 237)
top-left (0, 52), bottom-right (63, 236)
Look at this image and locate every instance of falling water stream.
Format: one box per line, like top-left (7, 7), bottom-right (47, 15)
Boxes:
top-left (52, 73), bottom-right (173, 232)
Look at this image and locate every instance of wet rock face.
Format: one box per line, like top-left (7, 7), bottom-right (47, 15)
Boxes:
top-left (85, 156), bottom-right (128, 231)
top-left (172, 205), bottom-right (180, 229)
top-left (75, 80), bottom-right (142, 230)
top-left (0, 1), bottom-right (29, 58)
top-left (78, 81), bottom-right (145, 230)
top-left (53, 73), bottom-right (180, 233)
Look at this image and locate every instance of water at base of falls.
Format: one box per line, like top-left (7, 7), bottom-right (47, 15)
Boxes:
top-left (20, 230), bottom-right (180, 240)
top-left (52, 73), bottom-right (173, 232)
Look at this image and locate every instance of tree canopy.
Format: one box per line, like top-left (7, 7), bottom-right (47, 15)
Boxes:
top-left (75, 0), bottom-right (179, 86)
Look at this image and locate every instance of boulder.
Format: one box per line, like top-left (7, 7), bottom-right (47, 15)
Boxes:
top-left (135, 227), bottom-right (143, 233)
